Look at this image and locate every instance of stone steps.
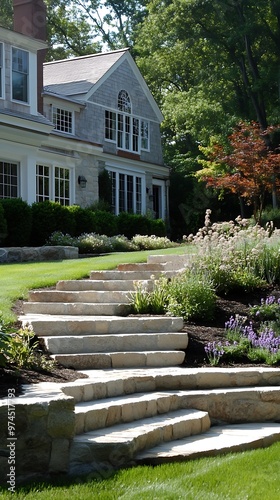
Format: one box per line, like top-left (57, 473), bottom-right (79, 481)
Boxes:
top-left (18, 257), bottom-right (280, 474)
top-left (135, 422), bottom-right (280, 465)
top-left (69, 408), bottom-right (211, 475)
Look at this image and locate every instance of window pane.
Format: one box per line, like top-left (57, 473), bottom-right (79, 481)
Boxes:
top-left (127, 175), bottom-right (133, 213)
top-left (36, 164), bottom-right (50, 202)
top-left (12, 48), bottom-right (28, 102)
top-left (53, 107), bottom-right (73, 134)
top-left (133, 118), bottom-right (139, 152)
top-left (141, 120), bottom-right (149, 150)
top-left (117, 114), bottom-right (124, 148)
top-left (119, 173), bottom-right (125, 212)
top-left (118, 90), bottom-right (131, 113)
top-left (0, 161), bottom-right (18, 198)
top-left (136, 177), bottom-right (142, 214)
top-left (105, 111), bottom-right (116, 141)
top-left (54, 166), bottom-right (70, 205)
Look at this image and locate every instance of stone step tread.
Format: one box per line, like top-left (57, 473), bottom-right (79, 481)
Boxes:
top-left (56, 279), bottom-right (151, 291)
top-left (117, 263), bottom-right (165, 271)
top-left (27, 290), bottom-right (132, 302)
top-left (20, 315), bottom-right (184, 336)
top-left (74, 391), bottom-right (194, 434)
top-left (135, 423), bottom-right (280, 464)
top-left (72, 408), bottom-right (210, 445)
top-left (51, 351), bottom-right (185, 369)
top-left (44, 332), bottom-right (188, 354)
top-left (89, 270), bottom-right (176, 281)
top-left (22, 303), bottom-right (130, 316)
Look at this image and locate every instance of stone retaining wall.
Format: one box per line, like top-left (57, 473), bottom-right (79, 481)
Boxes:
top-left (0, 393), bottom-right (75, 486)
top-left (0, 246), bottom-right (78, 263)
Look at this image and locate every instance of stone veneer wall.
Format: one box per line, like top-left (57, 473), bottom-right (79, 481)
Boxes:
top-left (0, 393), bottom-right (75, 486)
top-left (0, 246), bottom-right (79, 263)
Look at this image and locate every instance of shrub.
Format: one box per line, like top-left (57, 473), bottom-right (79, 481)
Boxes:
top-left (31, 201), bottom-right (76, 246)
top-left (149, 218), bottom-right (166, 237)
top-left (67, 205), bottom-right (96, 235)
top-left (94, 210), bottom-right (118, 236)
top-left (130, 270), bottom-right (216, 321)
top-left (0, 198), bottom-right (32, 246)
top-left (132, 234), bottom-right (177, 250)
top-left (117, 212), bottom-right (151, 239)
top-left (76, 233), bottom-right (114, 254)
top-left (46, 231), bottom-right (76, 247)
top-left (0, 203), bottom-right (7, 244)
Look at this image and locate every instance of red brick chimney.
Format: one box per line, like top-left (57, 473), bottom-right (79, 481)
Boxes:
top-left (13, 0), bottom-right (47, 114)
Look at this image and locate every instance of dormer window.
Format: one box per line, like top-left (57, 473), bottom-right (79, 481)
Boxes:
top-left (12, 47), bottom-right (28, 103)
top-left (53, 106), bottom-right (73, 134)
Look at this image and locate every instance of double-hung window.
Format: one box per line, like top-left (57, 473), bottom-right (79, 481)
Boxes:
top-left (36, 165), bottom-right (70, 205)
top-left (53, 107), bottom-right (73, 134)
top-left (0, 43), bottom-right (3, 99)
top-left (105, 90), bottom-right (150, 153)
top-left (12, 47), bottom-right (28, 103)
top-left (0, 161), bottom-right (18, 198)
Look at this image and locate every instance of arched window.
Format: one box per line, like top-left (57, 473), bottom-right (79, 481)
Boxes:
top-left (118, 90), bottom-right (131, 113)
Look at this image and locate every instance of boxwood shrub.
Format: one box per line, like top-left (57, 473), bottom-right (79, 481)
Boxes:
top-left (31, 201), bottom-right (76, 246)
top-left (0, 198), bottom-right (32, 246)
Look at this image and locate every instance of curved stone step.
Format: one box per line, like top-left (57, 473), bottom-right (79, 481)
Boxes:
top-left (69, 408), bottom-right (210, 475)
top-left (20, 315), bottom-right (184, 336)
top-left (51, 350), bottom-right (186, 369)
top-left (23, 302), bottom-right (130, 316)
top-left (135, 422), bottom-right (280, 465)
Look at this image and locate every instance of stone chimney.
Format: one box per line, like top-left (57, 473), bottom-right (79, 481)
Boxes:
top-left (13, 0), bottom-right (47, 114)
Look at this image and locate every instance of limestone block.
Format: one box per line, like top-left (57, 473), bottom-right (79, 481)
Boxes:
top-left (49, 438), bottom-right (70, 472)
top-left (21, 247), bottom-right (41, 262)
top-left (47, 399), bottom-right (75, 439)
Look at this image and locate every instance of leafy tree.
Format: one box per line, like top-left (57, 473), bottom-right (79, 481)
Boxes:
top-left (197, 122), bottom-right (280, 221)
top-left (0, 0), bottom-right (13, 29)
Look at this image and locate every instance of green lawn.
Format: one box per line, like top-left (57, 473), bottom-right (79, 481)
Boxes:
top-left (1, 442), bottom-right (280, 499)
top-left (0, 247), bottom-right (190, 323)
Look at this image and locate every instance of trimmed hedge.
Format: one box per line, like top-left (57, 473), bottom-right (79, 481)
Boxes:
top-left (31, 201), bottom-right (76, 246)
top-left (0, 198), bottom-right (32, 246)
top-left (0, 198), bottom-right (166, 246)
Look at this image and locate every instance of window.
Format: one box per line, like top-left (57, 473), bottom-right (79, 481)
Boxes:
top-left (118, 90), bottom-right (131, 113)
top-left (55, 167), bottom-right (70, 205)
top-left (53, 107), bottom-right (73, 134)
top-left (141, 120), bottom-right (149, 150)
top-left (108, 169), bottom-right (143, 215)
top-left (0, 161), bottom-right (18, 198)
top-left (12, 47), bottom-right (28, 103)
top-left (0, 43), bottom-right (3, 99)
top-left (105, 90), bottom-right (149, 153)
top-left (36, 164), bottom-right (50, 202)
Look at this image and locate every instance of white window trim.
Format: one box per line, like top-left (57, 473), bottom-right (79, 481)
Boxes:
top-left (52, 106), bottom-right (75, 135)
top-left (11, 45), bottom-right (29, 105)
top-left (152, 178), bottom-right (166, 220)
top-left (36, 163), bottom-right (73, 206)
top-left (0, 160), bottom-right (19, 199)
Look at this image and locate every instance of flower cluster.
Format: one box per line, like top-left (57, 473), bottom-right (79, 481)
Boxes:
top-left (204, 341), bottom-right (225, 366)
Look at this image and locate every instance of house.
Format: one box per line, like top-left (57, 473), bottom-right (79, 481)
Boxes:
top-left (0, 0), bottom-right (169, 221)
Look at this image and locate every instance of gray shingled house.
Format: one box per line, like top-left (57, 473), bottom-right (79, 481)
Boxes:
top-left (0, 0), bottom-right (169, 221)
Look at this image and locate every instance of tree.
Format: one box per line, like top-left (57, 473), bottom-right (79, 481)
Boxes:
top-left (197, 122), bottom-right (280, 221)
top-left (1, 1), bottom-right (147, 59)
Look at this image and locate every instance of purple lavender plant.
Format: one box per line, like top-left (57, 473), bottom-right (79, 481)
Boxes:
top-left (204, 341), bottom-right (225, 366)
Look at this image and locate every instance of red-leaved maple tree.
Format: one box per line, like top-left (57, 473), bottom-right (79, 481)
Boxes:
top-left (199, 121), bottom-right (280, 221)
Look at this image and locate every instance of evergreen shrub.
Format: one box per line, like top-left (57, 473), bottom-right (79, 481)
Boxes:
top-left (94, 210), bottom-right (118, 236)
top-left (0, 198), bottom-right (32, 246)
top-left (31, 201), bottom-right (75, 246)
top-left (117, 212), bottom-right (151, 239)
top-left (67, 205), bottom-right (96, 235)
top-left (0, 203), bottom-right (7, 244)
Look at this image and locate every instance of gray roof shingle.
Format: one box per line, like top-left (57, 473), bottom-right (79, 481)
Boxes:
top-left (43, 49), bottom-right (128, 97)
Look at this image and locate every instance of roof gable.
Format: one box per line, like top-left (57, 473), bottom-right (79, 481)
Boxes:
top-left (43, 49), bottom-right (163, 122)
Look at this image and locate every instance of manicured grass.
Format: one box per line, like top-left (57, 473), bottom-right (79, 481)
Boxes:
top-left (1, 442), bottom-right (280, 499)
top-left (0, 247), bottom-right (190, 323)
